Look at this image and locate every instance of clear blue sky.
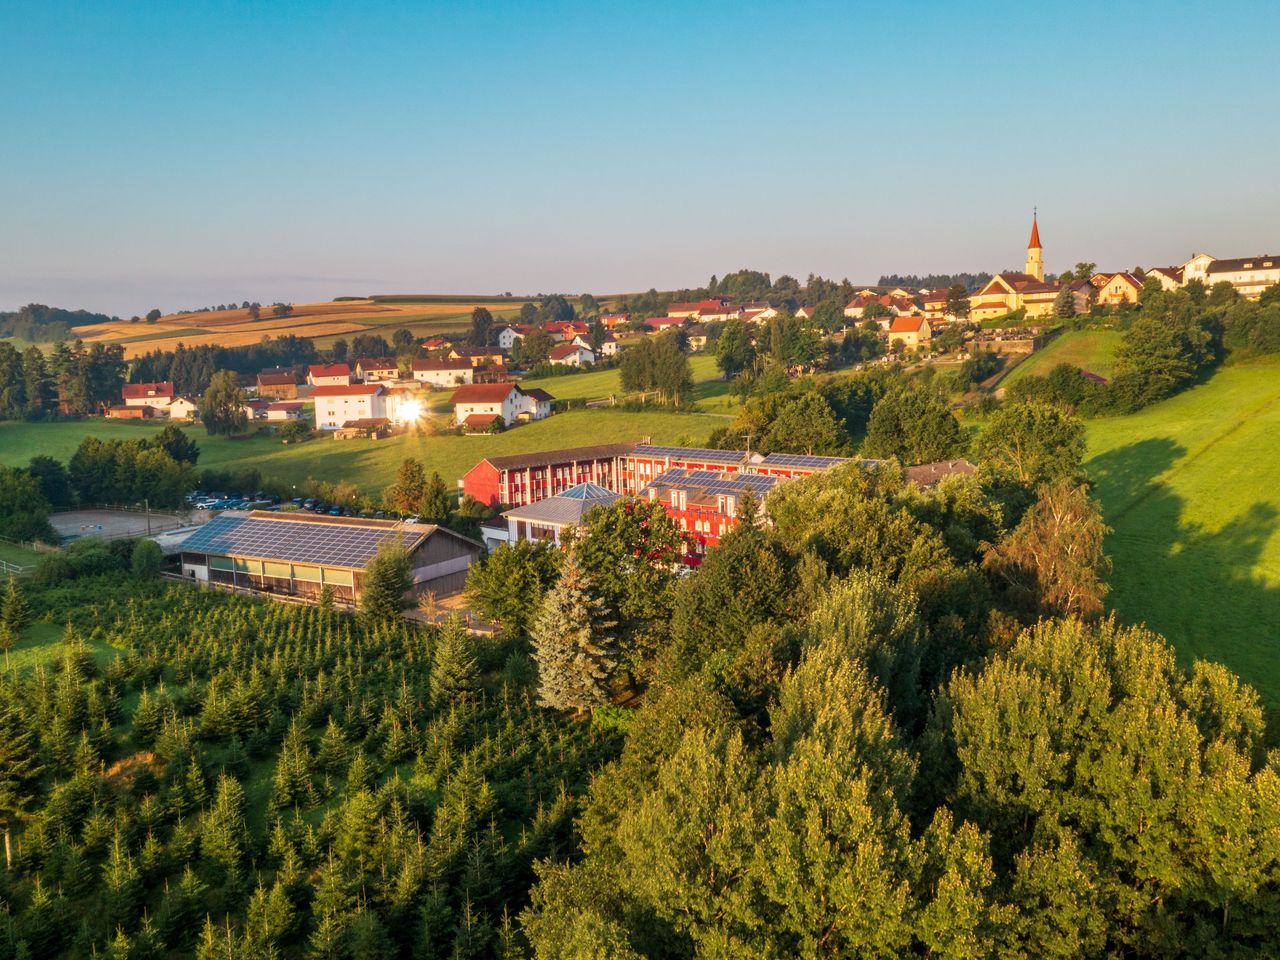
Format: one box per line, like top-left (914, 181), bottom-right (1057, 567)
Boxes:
top-left (2, 0), bottom-right (1278, 316)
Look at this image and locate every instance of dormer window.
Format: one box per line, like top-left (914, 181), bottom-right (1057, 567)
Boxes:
top-left (1244, 263), bottom-right (1253, 269)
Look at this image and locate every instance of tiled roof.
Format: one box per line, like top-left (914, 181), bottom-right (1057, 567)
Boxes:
top-left (451, 383), bottom-right (519, 404)
top-left (122, 382), bottom-right (174, 399)
top-left (310, 384), bottom-right (382, 398)
top-left (308, 363), bottom-right (351, 379)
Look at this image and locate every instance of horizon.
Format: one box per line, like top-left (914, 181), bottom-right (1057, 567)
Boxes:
top-left (3, 0), bottom-right (1278, 316)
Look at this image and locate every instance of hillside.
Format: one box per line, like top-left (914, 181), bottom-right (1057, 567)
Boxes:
top-left (1003, 327), bottom-right (1122, 385)
top-left (1085, 357), bottom-right (1280, 700)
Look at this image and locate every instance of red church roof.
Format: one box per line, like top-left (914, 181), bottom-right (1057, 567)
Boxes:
top-left (1028, 216), bottom-right (1042, 250)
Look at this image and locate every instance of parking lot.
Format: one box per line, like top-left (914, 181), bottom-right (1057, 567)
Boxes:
top-left (50, 509), bottom-right (208, 543)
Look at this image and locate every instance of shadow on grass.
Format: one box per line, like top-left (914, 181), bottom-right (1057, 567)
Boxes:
top-left (1088, 437), bottom-right (1280, 705)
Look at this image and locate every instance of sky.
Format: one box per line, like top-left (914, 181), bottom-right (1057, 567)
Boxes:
top-left (2, 0), bottom-right (1279, 317)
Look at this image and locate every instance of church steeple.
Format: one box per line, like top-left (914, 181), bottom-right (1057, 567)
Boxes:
top-left (1025, 210), bottom-right (1044, 281)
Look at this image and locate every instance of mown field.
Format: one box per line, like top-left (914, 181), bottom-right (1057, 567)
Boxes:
top-left (520, 353), bottom-right (728, 406)
top-left (1084, 357), bottom-right (1280, 701)
top-left (0, 408), bottom-right (724, 496)
top-left (1003, 328), bottom-right (1122, 385)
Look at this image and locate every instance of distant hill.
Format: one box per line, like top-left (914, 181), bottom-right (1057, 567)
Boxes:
top-left (0, 303), bottom-right (116, 342)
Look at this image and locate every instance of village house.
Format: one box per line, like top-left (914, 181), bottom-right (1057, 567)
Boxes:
top-left (420, 337), bottom-right (450, 351)
top-left (122, 381), bottom-right (175, 412)
top-left (495, 325), bottom-right (529, 350)
top-left (240, 398), bottom-right (271, 420)
top-left (168, 396), bottom-right (199, 420)
top-left (1144, 266), bottom-right (1184, 291)
top-left (307, 363), bottom-right (352, 387)
top-left (256, 370), bottom-right (298, 399)
top-left (887, 316), bottom-right (933, 350)
top-left (353, 358), bottom-right (401, 382)
top-left (449, 382), bottom-right (552, 428)
top-left (412, 357), bottom-right (474, 388)
top-left (448, 346), bottom-right (506, 367)
top-left (644, 316), bottom-right (686, 332)
top-left (1092, 271), bottom-right (1144, 307)
top-left (666, 301), bottom-right (702, 318)
top-left (548, 343), bottom-right (594, 367)
top-left (266, 400), bottom-right (305, 421)
top-left (685, 324), bottom-right (709, 351)
top-left (312, 383), bottom-right (387, 430)
top-left (573, 332), bottom-right (617, 357)
top-left (598, 313), bottom-right (630, 330)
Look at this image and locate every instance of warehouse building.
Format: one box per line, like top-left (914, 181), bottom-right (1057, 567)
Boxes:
top-left (176, 511), bottom-right (482, 604)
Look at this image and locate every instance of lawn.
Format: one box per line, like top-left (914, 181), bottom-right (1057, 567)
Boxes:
top-left (4, 621), bottom-right (123, 675)
top-left (520, 353), bottom-right (735, 414)
top-left (1084, 357), bottom-right (1280, 701)
top-left (0, 541), bottom-right (44, 572)
top-left (1003, 328), bottom-right (1122, 385)
top-left (0, 408), bottom-right (724, 496)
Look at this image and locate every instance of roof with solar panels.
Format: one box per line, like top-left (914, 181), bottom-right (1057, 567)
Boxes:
top-left (176, 511), bottom-right (476, 569)
top-left (639, 468), bottom-right (783, 506)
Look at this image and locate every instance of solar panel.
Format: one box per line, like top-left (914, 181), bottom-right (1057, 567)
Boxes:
top-left (633, 445), bottom-right (746, 463)
top-left (761, 453), bottom-right (848, 469)
top-left (182, 515), bottom-right (423, 568)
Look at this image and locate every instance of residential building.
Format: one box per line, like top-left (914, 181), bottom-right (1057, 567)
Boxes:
top-left (412, 357), bottom-right (474, 388)
top-left (312, 383), bottom-right (387, 430)
top-left (1204, 255), bottom-right (1280, 299)
top-left (666, 301), bottom-right (701, 318)
top-left (599, 313), bottom-right (630, 330)
top-left (685, 324), bottom-right (709, 351)
top-left (482, 481), bottom-right (621, 549)
top-left (1093, 271), bottom-right (1144, 307)
top-left (640, 468), bottom-right (782, 563)
top-left (353, 358), bottom-right (400, 382)
top-left (122, 382), bottom-right (175, 411)
top-left (1145, 266), bottom-right (1184, 291)
top-left (548, 343), bottom-right (594, 367)
top-left (241, 398), bottom-right (271, 420)
top-left (572, 333), bottom-right (616, 357)
top-left (449, 383), bottom-right (552, 428)
top-left (522, 388), bottom-right (554, 420)
top-left (448, 346), bottom-right (506, 367)
top-left (307, 363), bottom-right (352, 386)
top-left (794, 305), bottom-right (817, 320)
top-left (266, 400), bottom-right (305, 421)
top-left (175, 510), bottom-right (482, 603)
top-left (495, 325), bottom-right (530, 350)
top-left (543, 321), bottom-right (590, 342)
top-left (888, 316), bottom-right (932, 349)
top-left (1180, 253), bottom-right (1217, 286)
top-left (168, 396), bottom-right (198, 420)
top-left (462, 442), bottom-right (636, 508)
top-left (256, 370), bottom-right (298, 399)
top-left (644, 316), bottom-right (686, 332)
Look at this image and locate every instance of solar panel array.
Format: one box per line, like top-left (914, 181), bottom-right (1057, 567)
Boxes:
top-left (181, 515), bottom-right (424, 568)
top-left (647, 468), bottom-right (780, 497)
top-left (632, 444), bottom-right (747, 464)
top-left (760, 453), bottom-right (849, 469)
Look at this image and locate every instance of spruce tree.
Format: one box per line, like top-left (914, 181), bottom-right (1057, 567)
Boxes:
top-left (429, 616), bottom-right (479, 711)
top-left (0, 574), bottom-right (28, 634)
top-left (0, 702), bottom-right (41, 868)
top-left (530, 545), bottom-right (617, 715)
top-left (419, 472), bottom-right (451, 523)
top-left (360, 544), bottom-right (411, 626)
top-left (385, 458), bottom-right (427, 516)
top-left (202, 772), bottom-right (250, 883)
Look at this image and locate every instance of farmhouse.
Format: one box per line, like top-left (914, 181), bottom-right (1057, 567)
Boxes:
top-left (257, 370), bottom-right (299, 399)
top-left (462, 442), bottom-right (637, 507)
top-left (168, 396), bottom-right (198, 420)
top-left (888, 316), bottom-right (932, 349)
top-left (449, 347), bottom-right (506, 367)
top-left (122, 382), bottom-right (175, 412)
top-left (495, 325), bottom-right (530, 350)
top-left (548, 343), bottom-right (594, 367)
top-left (307, 363), bottom-right (352, 387)
top-left (483, 481), bottom-right (622, 549)
top-left (176, 511), bottom-right (482, 604)
top-left (353, 358), bottom-right (401, 382)
top-left (412, 357), bottom-right (475, 388)
top-left (266, 400), bottom-right (305, 421)
top-left (312, 383), bottom-right (387, 430)
top-left (449, 383), bottom-right (552, 427)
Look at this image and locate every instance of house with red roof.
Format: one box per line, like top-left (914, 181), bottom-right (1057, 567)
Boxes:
top-left (121, 382), bottom-right (175, 412)
top-left (450, 383), bottom-right (554, 428)
top-left (548, 343), bottom-right (595, 367)
top-left (412, 357), bottom-right (474, 388)
top-left (307, 363), bottom-right (352, 387)
top-left (644, 316), bottom-right (686, 332)
top-left (496, 324), bottom-right (531, 350)
top-left (312, 383), bottom-right (386, 430)
top-left (887, 316), bottom-right (932, 349)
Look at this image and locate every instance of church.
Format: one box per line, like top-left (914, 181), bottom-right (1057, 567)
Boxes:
top-left (969, 216), bottom-right (1064, 321)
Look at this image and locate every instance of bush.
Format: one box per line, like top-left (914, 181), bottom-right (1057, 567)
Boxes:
top-left (131, 538), bottom-right (163, 576)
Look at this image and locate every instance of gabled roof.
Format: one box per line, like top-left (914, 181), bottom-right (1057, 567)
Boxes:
top-left (450, 383), bottom-right (520, 404)
top-left (889, 316), bottom-right (926, 333)
top-left (549, 343), bottom-right (589, 359)
top-left (1028, 216), bottom-right (1041, 250)
top-left (308, 363), bottom-right (351, 379)
top-left (463, 413), bottom-right (503, 428)
top-left (257, 370), bottom-right (296, 385)
top-left (413, 357), bottom-right (472, 371)
top-left (122, 381), bottom-right (174, 400)
top-left (1206, 254), bottom-right (1280, 274)
top-left (354, 357), bottom-right (398, 371)
top-left (523, 388), bottom-right (555, 403)
top-left (311, 384), bottom-right (383, 398)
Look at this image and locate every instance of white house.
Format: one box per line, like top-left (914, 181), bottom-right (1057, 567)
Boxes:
top-left (548, 343), bottom-right (594, 367)
top-left (449, 383), bottom-right (553, 428)
top-left (266, 401), bottom-right (305, 421)
top-left (412, 358), bottom-right (475, 388)
top-left (312, 384), bottom-right (387, 430)
top-left (307, 363), bottom-right (352, 387)
top-left (353, 358), bottom-right (400, 382)
top-left (122, 382), bottom-right (175, 411)
top-left (1204, 254), bottom-right (1280, 299)
top-left (495, 325), bottom-right (529, 350)
top-left (168, 396), bottom-right (198, 420)
top-left (573, 333), bottom-right (616, 357)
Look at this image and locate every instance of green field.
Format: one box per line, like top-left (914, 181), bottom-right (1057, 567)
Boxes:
top-left (1085, 358), bottom-right (1280, 700)
top-left (520, 353), bottom-right (727, 407)
top-left (0, 408), bottom-right (723, 496)
top-left (1003, 328), bottom-right (1122, 385)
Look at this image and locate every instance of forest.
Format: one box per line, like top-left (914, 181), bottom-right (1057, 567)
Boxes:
top-left (1, 400), bottom-right (1278, 957)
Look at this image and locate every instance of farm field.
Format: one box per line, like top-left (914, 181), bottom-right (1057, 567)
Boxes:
top-left (520, 353), bottom-right (726, 406)
top-left (1084, 357), bottom-right (1280, 701)
top-left (68, 298), bottom-right (541, 357)
top-left (0, 408), bottom-right (723, 496)
top-left (1004, 328), bottom-right (1122, 385)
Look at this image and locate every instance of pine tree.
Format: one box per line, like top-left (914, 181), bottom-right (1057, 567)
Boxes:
top-left (419, 472), bottom-right (451, 522)
top-left (202, 772), bottom-right (249, 883)
top-left (385, 459), bottom-right (427, 515)
top-left (0, 702), bottom-right (41, 868)
top-left (270, 718), bottom-right (316, 810)
top-left (102, 833), bottom-right (143, 934)
top-left (530, 545), bottom-right (618, 714)
top-left (360, 545), bottom-right (411, 626)
top-left (430, 616), bottom-right (479, 711)
top-left (0, 575), bottom-right (28, 634)
top-left (315, 717), bottom-right (349, 776)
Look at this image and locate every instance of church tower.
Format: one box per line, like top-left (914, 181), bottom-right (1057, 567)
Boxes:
top-left (1025, 212), bottom-right (1044, 281)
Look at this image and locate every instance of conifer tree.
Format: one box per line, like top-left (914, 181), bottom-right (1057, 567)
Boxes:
top-left (419, 472), bottom-right (451, 522)
top-left (202, 772), bottom-right (250, 884)
top-left (385, 458), bottom-right (427, 515)
top-left (102, 833), bottom-right (143, 935)
top-left (530, 545), bottom-right (617, 714)
top-left (429, 616), bottom-right (479, 711)
top-left (0, 574), bottom-right (28, 634)
top-left (360, 544), bottom-right (411, 626)
top-left (0, 702), bottom-right (41, 868)
top-left (315, 717), bottom-right (349, 776)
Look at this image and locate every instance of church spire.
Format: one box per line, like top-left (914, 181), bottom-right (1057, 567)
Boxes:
top-left (1025, 210), bottom-right (1044, 281)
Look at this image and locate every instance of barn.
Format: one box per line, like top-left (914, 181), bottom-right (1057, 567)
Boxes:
top-left (176, 511), bottom-right (482, 604)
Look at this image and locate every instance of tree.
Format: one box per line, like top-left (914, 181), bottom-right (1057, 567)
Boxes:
top-left (199, 370), bottom-right (249, 437)
top-left (0, 465), bottom-right (56, 543)
top-left (0, 703), bottom-right (40, 867)
top-left (982, 480), bottom-right (1111, 620)
top-left (620, 334), bottom-right (693, 404)
top-left (360, 544), bottom-right (411, 625)
top-left (1052, 284), bottom-right (1076, 319)
top-left (420, 472), bottom-right (451, 522)
top-left (131, 538), bottom-right (163, 576)
top-left (521, 327), bottom-right (554, 365)
top-left (715, 319), bottom-right (757, 379)
top-left (580, 293), bottom-right (599, 315)
top-left (392, 327), bottom-right (416, 354)
top-left (764, 392), bottom-right (846, 455)
top-left (863, 390), bottom-right (968, 464)
top-left (976, 401), bottom-right (1085, 488)
top-left (384, 458), bottom-right (427, 515)
top-left (146, 308), bottom-right (162, 323)
top-left (430, 615), bottom-right (480, 710)
top-left (469, 307), bottom-right (494, 347)
top-left (202, 772), bottom-right (250, 883)
top-left (247, 304), bottom-right (261, 320)
top-left (465, 539), bottom-right (561, 636)
top-left (945, 283), bottom-right (971, 320)
top-left (271, 303), bottom-right (293, 318)
top-left (151, 422), bottom-right (200, 464)
top-left (531, 544), bottom-right (617, 714)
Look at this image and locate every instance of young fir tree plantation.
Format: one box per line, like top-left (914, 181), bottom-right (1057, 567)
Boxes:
top-left (0, 400), bottom-right (1278, 958)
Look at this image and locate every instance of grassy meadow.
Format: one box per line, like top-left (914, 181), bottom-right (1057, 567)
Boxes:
top-left (0, 408), bottom-right (724, 497)
top-left (1084, 357), bottom-right (1280, 700)
top-left (1003, 328), bottom-right (1122, 385)
top-left (520, 353), bottom-right (727, 405)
